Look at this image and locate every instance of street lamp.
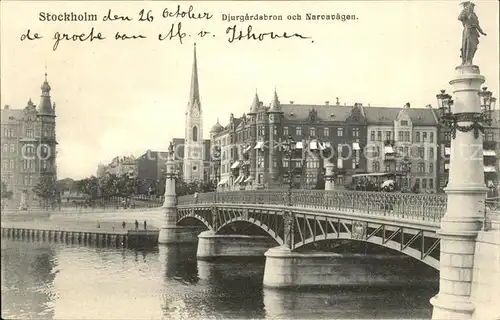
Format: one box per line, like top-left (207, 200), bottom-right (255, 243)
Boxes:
top-left (281, 135), bottom-right (296, 206)
top-left (437, 87), bottom-right (496, 139)
top-left (165, 142), bottom-right (177, 180)
top-left (401, 157), bottom-right (412, 191)
top-left (213, 145), bottom-right (221, 190)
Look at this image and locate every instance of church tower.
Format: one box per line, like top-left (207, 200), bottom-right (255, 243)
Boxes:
top-left (183, 44), bottom-right (204, 182)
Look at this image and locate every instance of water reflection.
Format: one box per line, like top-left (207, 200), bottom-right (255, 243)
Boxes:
top-left (196, 258), bottom-right (267, 319)
top-left (263, 285), bottom-right (437, 319)
top-left (2, 239), bottom-right (438, 320)
top-left (1, 239), bottom-right (57, 319)
top-left (158, 244), bottom-right (198, 282)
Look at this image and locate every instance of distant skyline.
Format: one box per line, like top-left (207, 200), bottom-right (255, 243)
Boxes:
top-left (1, 1), bottom-right (499, 179)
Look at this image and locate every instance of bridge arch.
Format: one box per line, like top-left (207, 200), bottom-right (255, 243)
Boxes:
top-left (178, 213), bottom-right (212, 230)
top-left (217, 217), bottom-right (284, 246)
top-left (294, 232), bottom-right (439, 270)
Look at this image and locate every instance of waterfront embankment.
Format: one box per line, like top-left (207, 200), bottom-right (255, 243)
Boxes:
top-left (1, 207), bottom-right (163, 246)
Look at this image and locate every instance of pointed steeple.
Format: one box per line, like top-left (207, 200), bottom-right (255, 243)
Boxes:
top-left (38, 67), bottom-right (54, 116)
top-left (248, 90), bottom-right (259, 115)
top-left (188, 43), bottom-right (200, 109)
top-left (269, 88), bottom-right (281, 112)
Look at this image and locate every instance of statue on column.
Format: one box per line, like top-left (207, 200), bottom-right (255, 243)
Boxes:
top-left (283, 210), bottom-right (294, 248)
top-left (211, 206), bottom-right (219, 230)
top-left (168, 142), bottom-right (175, 156)
top-left (458, 1), bottom-right (487, 66)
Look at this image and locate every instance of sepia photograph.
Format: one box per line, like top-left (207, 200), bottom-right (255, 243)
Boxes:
top-left (1, 0), bottom-right (499, 319)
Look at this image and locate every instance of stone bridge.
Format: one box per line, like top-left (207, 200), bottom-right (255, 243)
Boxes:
top-left (176, 190), bottom-right (449, 270)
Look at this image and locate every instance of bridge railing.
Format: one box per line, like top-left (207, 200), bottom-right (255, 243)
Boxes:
top-left (177, 189), bottom-right (448, 222)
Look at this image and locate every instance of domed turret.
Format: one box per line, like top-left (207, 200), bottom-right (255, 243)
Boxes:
top-left (37, 69), bottom-right (54, 116)
top-left (41, 78), bottom-right (51, 93)
top-left (210, 118), bottom-right (223, 133)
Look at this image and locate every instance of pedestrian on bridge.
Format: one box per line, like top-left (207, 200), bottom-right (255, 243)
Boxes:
top-left (135, 220), bottom-right (139, 230)
top-left (144, 220), bottom-right (147, 230)
top-left (122, 221), bottom-right (126, 229)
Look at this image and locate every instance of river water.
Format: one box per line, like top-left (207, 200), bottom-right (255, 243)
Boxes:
top-left (1, 238), bottom-right (438, 319)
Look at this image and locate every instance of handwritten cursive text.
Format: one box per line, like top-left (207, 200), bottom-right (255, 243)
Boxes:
top-left (226, 24), bottom-right (311, 43)
top-left (162, 5), bottom-right (213, 20)
top-left (158, 22), bottom-right (186, 44)
top-left (52, 27), bottom-right (105, 51)
top-left (102, 9), bottom-right (132, 22)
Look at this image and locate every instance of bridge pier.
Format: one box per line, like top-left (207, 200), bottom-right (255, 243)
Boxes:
top-left (158, 206), bottom-right (200, 244)
top-left (263, 246), bottom-right (436, 288)
top-left (196, 230), bottom-right (276, 260)
top-left (158, 227), bottom-right (200, 244)
top-left (158, 145), bottom-right (201, 244)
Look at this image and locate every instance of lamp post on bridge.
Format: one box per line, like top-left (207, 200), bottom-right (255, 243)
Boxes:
top-left (400, 156), bottom-right (412, 192)
top-left (212, 145), bottom-right (221, 200)
top-left (281, 135), bottom-right (296, 207)
top-left (319, 141), bottom-right (335, 191)
top-left (158, 142), bottom-right (178, 244)
top-left (430, 3), bottom-right (496, 318)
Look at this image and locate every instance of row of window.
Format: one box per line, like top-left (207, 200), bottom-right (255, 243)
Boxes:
top-left (2, 144), bottom-right (16, 153)
top-left (414, 178), bottom-right (434, 190)
top-left (2, 127), bottom-right (55, 138)
top-left (2, 144), bottom-right (52, 155)
top-left (372, 161), bottom-right (434, 173)
top-left (369, 130), bottom-right (435, 143)
top-left (233, 127), bottom-right (361, 143)
top-left (227, 127), bottom-right (497, 146)
top-left (282, 160), bottom-right (320, 169)
top-left (1, 175), bottom-right (35, 186)
top-left (305, 174), bottom-right (318, 185)
top-left (442, 131), bottom-right (496, 141)
top-left (3, 128), bottom-right (15, 137)
top-left (282, 127), bottom-right (359, 138)
top-left (369, 146), bottom-right (436, 159)
top-left (2, 159), bottom-right (52, 170)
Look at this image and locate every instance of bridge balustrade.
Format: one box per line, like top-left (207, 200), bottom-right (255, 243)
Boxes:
top-left (177, 190), bottom-right (449, 222)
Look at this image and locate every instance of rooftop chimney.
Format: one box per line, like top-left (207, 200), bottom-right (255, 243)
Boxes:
top-left (325, 101), bottom-right (329, 105)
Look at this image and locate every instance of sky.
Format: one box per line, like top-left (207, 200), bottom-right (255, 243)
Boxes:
top-left (1, 0), bottom-right (499, 180)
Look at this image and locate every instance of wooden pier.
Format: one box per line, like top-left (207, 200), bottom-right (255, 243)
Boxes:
top-left (1, 222), bottom-right (159, 247)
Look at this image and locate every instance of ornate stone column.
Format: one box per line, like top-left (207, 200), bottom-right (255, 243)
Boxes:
top-left (158, 146), bottom-right (180, 244)
top-left (324, 161), bottom-right (335, 191)
top-left (430, 65), bottom-right (487, 320)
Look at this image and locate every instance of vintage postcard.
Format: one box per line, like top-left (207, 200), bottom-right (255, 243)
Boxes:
top-left (1, 1), bottom-right (499, 319)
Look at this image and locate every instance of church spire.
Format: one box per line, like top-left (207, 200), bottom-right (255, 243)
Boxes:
top-left (189, 43), bottom-right (200, 108)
